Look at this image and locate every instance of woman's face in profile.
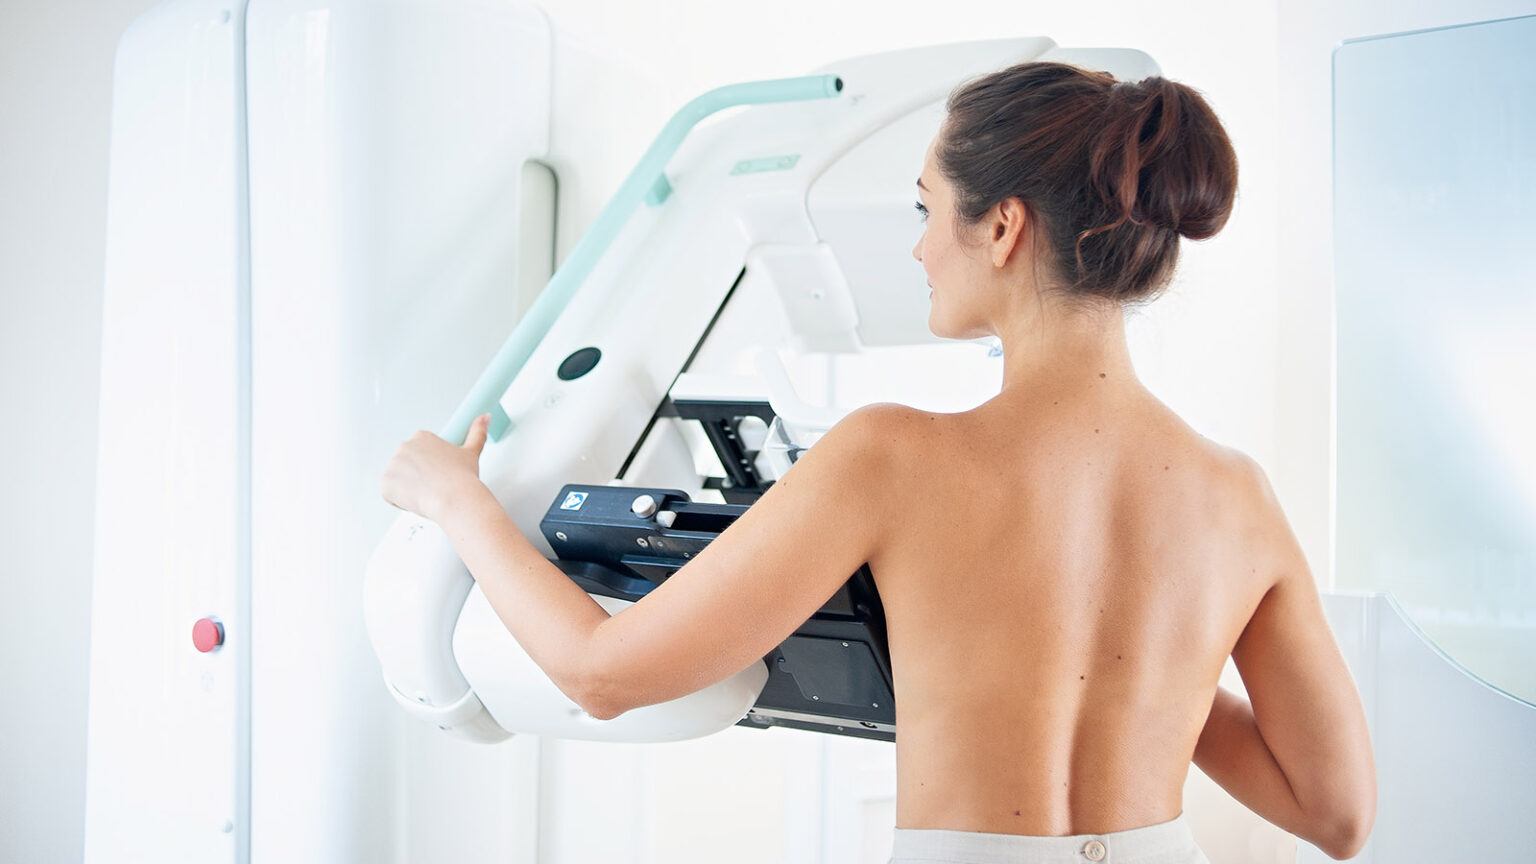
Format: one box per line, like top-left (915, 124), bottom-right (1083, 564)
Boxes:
top-left (913, 134), bottom-right (994, 340)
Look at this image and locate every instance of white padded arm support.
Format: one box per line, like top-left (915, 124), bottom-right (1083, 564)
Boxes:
top-left (363, 512), bottom-right (508, 742)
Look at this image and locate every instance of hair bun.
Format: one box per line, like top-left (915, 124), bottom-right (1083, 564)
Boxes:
top-left (1093, 77), bottom-right (1237, 241)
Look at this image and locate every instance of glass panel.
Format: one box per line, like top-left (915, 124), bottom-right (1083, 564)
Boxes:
top-left (1334, 15), bottom-right (1536, 704)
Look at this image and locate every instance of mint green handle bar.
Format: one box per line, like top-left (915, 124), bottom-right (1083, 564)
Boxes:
top-left (441, 73), bottom-right (845, 445)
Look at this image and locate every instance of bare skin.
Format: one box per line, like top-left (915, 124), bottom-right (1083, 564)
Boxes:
top-left (383, 134), bottom-right (1375, 861)
top-left (875, 366), bottom-right (1321, 834)
top-left (877, 381), bottom-right (1248, 835)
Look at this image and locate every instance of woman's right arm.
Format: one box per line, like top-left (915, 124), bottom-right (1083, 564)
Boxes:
top-left (1192, 469), bottom-right (1376, 860)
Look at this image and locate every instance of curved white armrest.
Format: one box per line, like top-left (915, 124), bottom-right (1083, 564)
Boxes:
top-left (364, 510), bottom-right (769, 743)
top-left (455, 588), bottom-right (769, 743)
top-left (364, 512), bottom-right (508, 741)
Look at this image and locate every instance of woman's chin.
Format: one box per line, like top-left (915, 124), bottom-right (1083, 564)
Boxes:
top-left (927, 314), bottom-right (993, 342)
top-left (927, 312), bottom-right (958, 341)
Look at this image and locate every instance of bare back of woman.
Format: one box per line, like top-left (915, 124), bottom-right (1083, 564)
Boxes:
top-left (877, 379), bottom-right (1258, 837)
top-left (871, 381), bottom-right (1372, 861)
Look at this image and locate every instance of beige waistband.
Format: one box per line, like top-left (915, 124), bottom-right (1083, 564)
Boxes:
top-left (889, 814), bottom-right (1207, 864)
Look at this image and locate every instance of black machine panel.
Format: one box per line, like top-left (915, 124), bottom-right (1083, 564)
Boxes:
top-left (541, 484), bottom-right (895, 741)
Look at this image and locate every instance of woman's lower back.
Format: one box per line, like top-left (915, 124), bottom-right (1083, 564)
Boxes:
top-left (890, 691), bottom-right (1205, 835)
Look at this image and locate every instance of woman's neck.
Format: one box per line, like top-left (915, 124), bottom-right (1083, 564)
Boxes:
top-left (992, 299), bottom-right (1137, 396)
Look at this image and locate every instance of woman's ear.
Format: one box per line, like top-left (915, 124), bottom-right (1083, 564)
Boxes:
top-left (989, 197), bottom-right (1028, 269)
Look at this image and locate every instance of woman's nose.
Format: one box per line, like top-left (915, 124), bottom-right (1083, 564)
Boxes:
top-left (911, 237), bottom-right (922, 262)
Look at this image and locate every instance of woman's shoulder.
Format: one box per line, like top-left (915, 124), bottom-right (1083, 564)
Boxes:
top-left (1123, 399), bottom-right (1295, 546)
top-left (801, 402), bottom-right (951, 491)
top-left (1176, 432), bottom-right (1303, 580)
top-left (1139, 399), bottom-right (1275, 494)
top-left (1190, 437), bottom-right (1285, 522)
top-left (821, 401), bottom-right (949, 450)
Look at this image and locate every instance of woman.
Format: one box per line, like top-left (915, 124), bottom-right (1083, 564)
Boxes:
top-left (382, 62), bottom-right (1375, 864)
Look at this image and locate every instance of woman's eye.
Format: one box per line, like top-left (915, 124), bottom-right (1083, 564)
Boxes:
top-left (914, 201), bottom-right (929, 222)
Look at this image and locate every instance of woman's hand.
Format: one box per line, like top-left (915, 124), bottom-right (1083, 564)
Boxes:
top-left (380, 413), bottom-right (493, 522)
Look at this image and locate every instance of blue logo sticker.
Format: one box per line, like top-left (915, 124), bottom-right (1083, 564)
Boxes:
top-left (560, 491), bottom-right (588, 511)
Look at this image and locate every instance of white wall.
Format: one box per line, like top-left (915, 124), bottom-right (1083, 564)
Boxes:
top-left (8, 0), bottom-right (1529, 861)
top-left (0, 2), bottom-right (160, 862)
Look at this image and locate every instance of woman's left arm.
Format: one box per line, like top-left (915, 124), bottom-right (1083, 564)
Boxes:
top-left (419, 404), bottom-right (903, 720)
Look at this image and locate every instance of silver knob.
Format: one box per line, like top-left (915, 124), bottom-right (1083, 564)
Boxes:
top-left (631, 494), bottom-right (658, 518)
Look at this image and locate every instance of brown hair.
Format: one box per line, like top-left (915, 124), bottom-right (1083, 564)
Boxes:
top-left (936, 61), bottom-right (1238, 303)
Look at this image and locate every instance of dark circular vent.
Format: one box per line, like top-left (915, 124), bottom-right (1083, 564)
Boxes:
top-left (557, 347), bottom-right (602, 381)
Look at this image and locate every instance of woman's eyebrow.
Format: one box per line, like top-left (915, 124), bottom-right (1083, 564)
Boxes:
top-left (916, 178), bottom-right (929, 191)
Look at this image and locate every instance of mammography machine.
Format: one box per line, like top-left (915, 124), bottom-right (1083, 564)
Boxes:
top-left (85, 1), bottom-right (1535, 861)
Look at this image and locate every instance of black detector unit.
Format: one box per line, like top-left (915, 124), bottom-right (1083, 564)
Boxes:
top-left (541, 484), bottom-right (895, 741)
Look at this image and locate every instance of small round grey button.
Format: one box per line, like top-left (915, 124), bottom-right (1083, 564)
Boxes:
top-left (631, 494), bottom-right (658, 518)
top-left (1082, 840), bottom-right (1106, 861)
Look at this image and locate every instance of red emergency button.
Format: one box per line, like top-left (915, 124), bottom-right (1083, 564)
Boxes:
top-left (192, 618), bottom-right (225, 653)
